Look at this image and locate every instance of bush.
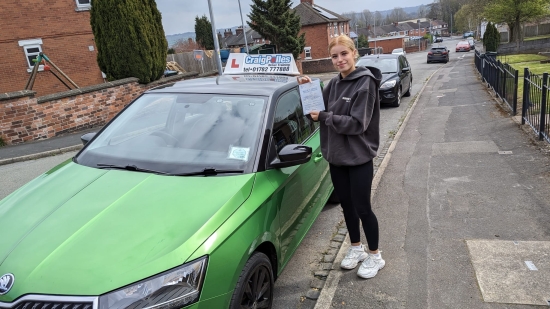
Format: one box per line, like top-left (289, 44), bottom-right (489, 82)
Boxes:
top-left (0, 137), bottom-right (5, 147)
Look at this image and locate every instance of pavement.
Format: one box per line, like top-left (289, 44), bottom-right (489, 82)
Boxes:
top-left (1, 59), bottom-right (550, 308)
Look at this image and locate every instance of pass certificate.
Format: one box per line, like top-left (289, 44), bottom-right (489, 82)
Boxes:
top-left (299, 79), bottom-right (325, 114)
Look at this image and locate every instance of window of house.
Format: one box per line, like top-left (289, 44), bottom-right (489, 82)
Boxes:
top-left (18, 39), bottom-right (44, 72)
top-left (75, 0), bottom-right (91, 10)
top-left (333, 22), bottom-right (338, 35)
top-left (304, 47), bottom-right (312, 59)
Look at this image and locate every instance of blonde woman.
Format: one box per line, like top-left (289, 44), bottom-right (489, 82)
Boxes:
top-left (298, 35), bottom-right (383, 279)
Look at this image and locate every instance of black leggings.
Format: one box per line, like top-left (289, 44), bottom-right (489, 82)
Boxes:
top-left (330, 160), bottom-right (379, 251)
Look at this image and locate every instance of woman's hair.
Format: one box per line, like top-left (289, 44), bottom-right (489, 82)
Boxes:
top-left (328, 34), bottom-right (356, 54)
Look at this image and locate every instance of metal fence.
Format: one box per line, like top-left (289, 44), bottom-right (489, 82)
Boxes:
top-left (522, 69), bottom-right (550, 142)
top-left (474, 50), bottom-right (519, 115)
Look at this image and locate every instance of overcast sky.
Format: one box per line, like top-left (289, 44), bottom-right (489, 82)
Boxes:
top-left (156, 0), bottom-right (430, 35)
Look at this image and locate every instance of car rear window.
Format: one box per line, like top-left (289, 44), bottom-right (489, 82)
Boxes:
top-left (431, 48), bottom-right (446, 52)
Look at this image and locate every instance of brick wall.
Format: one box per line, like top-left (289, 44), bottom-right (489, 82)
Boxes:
top-left (0, 0), bottom-right (104, 96)
top-left (300, 24), bottom-right (330, 60)
top-left (0, 73), bottom-right (200, 145)
top-left (301, 58), bottom-right (335, 74)
top-left (369, 38), bottom-right (405, 54)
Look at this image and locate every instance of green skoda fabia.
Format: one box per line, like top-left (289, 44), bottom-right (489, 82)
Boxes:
top-left (0, 73), bottom-right (333, 309)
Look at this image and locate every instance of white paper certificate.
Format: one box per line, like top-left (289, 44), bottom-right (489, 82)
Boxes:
top-left (299, 79), bottom-right (325, 114)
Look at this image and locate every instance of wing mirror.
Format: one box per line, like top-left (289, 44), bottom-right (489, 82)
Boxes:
top-left (80, 132), bottom-right (97, 145)
top-left (269, 144), bottom-right (312, 169)
top-left (401, 67), bottom-right (411, 73)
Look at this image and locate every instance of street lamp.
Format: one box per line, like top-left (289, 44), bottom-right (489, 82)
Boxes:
top-left (238, 0), bottom-right (249, 54)
top-left (355, 23), bottom-right (359, 49)
top-left (418, 19), bottom-right (421, 52)
top-left (207, 0), bottom-right (223, 75)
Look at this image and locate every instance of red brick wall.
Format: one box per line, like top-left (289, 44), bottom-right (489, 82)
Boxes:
top-left (0, 0), bottom-right (104, 96)
top-left (302, 58), bottom-right (335, 74)
top-left (369, 38), bottom-right (405, 54)
top-left (300, 24), bottom-right (330, 60)
top-left (0, 73), bottom-right (199, 145)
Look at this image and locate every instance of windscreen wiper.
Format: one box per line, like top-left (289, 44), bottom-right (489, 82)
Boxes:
top-left (97, 163), bottom-right (168, 175)
top-left (170, 168), bottom-right (244, 177)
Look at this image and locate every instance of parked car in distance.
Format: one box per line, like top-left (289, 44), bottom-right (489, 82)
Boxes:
top-left (356, 54), bottom-right (413, 107)
top-left (391, 48), bottom-right (406, 56)
top-left (0, 53), bottom-right (334, 309)
top-left (434, 36), bottom-right (443, 43)
top-left (467, 38), bottom-right (475, 50)
top-left (456, 41), bottom-right (471, 52)
top-left (427, 46), bottom-right (449, 63)
top-left (463, 31), bottom-right (474, 38)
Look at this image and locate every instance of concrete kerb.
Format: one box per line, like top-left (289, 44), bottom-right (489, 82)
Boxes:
top-left (0, 144), bottom-right (82, 166)
top-left (313, 65), bottom-right (446, 309)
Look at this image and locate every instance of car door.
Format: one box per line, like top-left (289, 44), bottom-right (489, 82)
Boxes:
top-left (264, 87), bottom-right (331, 265)
top-left (399, 56), bottom-right (412, 91)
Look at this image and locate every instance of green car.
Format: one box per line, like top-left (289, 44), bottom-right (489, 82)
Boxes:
top-left (0, 71), bottom-right (333, 308)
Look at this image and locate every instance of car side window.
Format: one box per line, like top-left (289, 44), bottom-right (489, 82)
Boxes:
top-left (272, 88), bottom-right (317, 152)
top-left (399, 56), bottom-right (406, 70)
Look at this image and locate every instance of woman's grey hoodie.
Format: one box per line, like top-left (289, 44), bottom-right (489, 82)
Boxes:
top-left (317, 66), bottom-right (382, 166)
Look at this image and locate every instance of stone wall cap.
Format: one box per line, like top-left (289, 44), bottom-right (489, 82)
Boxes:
top-left (0, 90), bottom-right (36, 102)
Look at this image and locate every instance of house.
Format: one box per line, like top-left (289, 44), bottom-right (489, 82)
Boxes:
top-left (293, 0), bottom-right (350, 60)
top-left (0, 0), bottom-right (105, 96)
top-left (220, 28), bottom-right (270, 50)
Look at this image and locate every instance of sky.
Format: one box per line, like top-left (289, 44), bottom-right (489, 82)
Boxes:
top-left (156, 0), bottom-right (430, 35)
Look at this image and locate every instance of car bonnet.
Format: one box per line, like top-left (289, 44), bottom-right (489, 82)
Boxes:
top-left (0, 161), bottom-right (254, 300)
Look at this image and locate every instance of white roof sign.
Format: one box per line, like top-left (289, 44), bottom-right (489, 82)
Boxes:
top-left (223, 53), bottom-right (300, 76)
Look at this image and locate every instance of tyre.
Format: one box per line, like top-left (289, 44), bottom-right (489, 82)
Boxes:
top-left (391, 88), bottom-right (401, 107)
top-left (230, 252), bottom-right (274, 309)
top-left (404, 81), bottom-right (412, 97)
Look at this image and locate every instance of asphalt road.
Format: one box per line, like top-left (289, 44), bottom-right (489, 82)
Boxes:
top-left (0, 38), bottom-right (468, 308)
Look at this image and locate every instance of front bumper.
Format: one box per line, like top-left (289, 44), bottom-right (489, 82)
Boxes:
top-left (379, 87), bottom-right (398, 104)
top-left (427, 55), bottom-right (448, 62)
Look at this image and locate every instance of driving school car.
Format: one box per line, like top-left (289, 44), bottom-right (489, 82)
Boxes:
top-left (0, 54), bottom-right (333, 309)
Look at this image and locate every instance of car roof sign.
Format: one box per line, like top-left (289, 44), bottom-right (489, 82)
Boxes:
top-left (223, 53), bottom-right (300, 76)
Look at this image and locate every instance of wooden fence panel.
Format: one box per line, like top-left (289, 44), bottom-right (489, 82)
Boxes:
top-left (166, 51), bottom-right (217, 73)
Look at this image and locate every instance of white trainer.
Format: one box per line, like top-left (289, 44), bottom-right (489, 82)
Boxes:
top-left (357, 253), bottom-right (385, 279)
top-left (340, 246), bottom-right (368, 270)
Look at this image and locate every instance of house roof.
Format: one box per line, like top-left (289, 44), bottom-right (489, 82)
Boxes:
top-left (221, 28), bottom-right (264, 48)
top-left (293, 2), bottom-right (349, 26)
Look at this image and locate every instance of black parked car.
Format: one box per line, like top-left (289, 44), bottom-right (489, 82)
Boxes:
top-left (356, 54), bottom-right (413, 107)
top-left (427, 46), bottom-right (449, 63)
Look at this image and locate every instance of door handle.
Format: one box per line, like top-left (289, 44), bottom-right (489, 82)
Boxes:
top-left (313, 153), bottom-right (323, 163)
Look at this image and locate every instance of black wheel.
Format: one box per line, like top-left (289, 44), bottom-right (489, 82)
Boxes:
top-left (328, 189), bottom-right (340, 204)
top-left (150, 131), bottom-right (178, 146)
top-left (230, 252), bottom-right (274, 309)
top-left (391, 88), bottom-right (401, 107)
top-left (404, 81), bottom-right (412, 97)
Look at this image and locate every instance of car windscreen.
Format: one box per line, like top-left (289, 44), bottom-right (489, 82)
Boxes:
top-left (75, 93), bottom-right (268, 174)
top-left (356, 58), bottom-right (398, 73)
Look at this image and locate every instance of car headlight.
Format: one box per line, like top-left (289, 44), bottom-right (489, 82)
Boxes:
top-left (99, 256), bottom-right (208, 309)
top-left (380, 80), bottom-right (397, 90)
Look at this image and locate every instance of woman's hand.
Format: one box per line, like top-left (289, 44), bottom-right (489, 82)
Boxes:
top-left (297, 75), bottom-right (312, 85)
top-left (310, 111), bottom-right (320, 121)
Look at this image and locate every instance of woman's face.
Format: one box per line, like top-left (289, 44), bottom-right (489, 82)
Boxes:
top-left (330, 44), bottom-right (357, 78)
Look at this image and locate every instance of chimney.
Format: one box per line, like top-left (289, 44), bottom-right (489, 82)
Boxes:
top-left (235, 28), bottom-right (244, 36)
top-left (224, 29), bottom-right (233, 38)
top-left (188, 38), bottom-right (193, 44)
top-left (394, 22), bottom-right (398, 27)
top-left (300, 0), bottom-right (313, 5)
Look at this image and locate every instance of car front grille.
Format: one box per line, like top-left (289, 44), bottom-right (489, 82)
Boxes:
top-left (0, 296), bottom-right (97, 309)
top-left (2, 301), bottom-right (93, 309)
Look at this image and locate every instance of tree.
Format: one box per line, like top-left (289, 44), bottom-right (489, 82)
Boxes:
top-left (90, 0), bottom-right (167, 83)
top-left (483, 22), bottom-right (500, 52)
top-left (483, 0), bottom-right (550, 47)
top-left (248, 0), bottom-right (305, 58)
top-left (194, 15), bottom-right (215, 50)
top-left (358, 34), bottom-right (369, 48)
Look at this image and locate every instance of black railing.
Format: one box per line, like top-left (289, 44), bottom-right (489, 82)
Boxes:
top-left (474, 50), bottom-right (519, 115)
top-left (522, 69), bottom-right (550, 142)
